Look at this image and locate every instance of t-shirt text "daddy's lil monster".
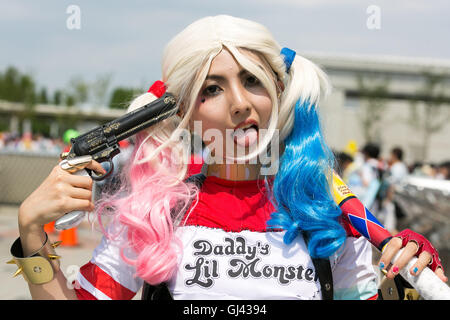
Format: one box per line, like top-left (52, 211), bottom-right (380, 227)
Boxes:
top-left (184, 234), bottom-right (318, 288)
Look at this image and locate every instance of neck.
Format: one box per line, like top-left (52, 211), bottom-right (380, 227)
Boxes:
top-left (206, 163), bottom-right (264, 181)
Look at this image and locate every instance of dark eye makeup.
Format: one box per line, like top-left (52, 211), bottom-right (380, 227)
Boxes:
top-left (245, 74), bottom-right (260, 86)
top-left (202, 85), bottom-right (222, 97)
top-left (200, 72), bottom-right (262, 100)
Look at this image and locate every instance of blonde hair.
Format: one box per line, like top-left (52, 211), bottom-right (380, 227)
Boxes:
top-left (127, 15), bottom-right (330, 182)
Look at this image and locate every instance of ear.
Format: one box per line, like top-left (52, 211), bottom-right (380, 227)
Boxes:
top-left (177, 102), bottom-right (185, 118)
top-left (276, 79), bottom-right (285, 100)
top-left (277, 79), bottom-right (285, 93)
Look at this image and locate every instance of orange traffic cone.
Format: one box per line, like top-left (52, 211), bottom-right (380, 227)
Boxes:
top-left (59, 227), bottom-right (78, 247)
top-left (44, 221), bottom-right (55, 234)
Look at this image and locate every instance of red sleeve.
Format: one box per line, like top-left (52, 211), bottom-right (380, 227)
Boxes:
top-left (339, 215), bottom-right (361, 238)
top-left (74, 286), bottom-right (98, 300)
top-left (76, 261), bottom-right (137, 300)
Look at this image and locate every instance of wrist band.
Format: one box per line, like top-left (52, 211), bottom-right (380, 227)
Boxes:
top-left (7, 233), bottom-right (62, 285)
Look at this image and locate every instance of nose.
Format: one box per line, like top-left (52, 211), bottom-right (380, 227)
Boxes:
top-left (229, 84), bottom-right (251, 116)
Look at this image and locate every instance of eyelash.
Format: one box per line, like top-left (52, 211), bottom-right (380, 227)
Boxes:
top-left (201, 75), bottom-right (261, 98)
top-left (202, 85), bottom-right (221, 97)
top-left (245, 75), bottom-right (260, 86)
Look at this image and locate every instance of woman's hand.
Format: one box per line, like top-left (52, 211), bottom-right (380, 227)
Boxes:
top-left (18, 160), bottom-right (106, 231)
top-left (378, 229), bottom-right (447, 282)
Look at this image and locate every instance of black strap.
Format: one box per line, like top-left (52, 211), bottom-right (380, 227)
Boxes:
top-left (311, 257), bottom-right (333, 300)
top-left (142, 174), bottom-right (334, 300)
top-left (302, 232), bottom-right (334, 300)
top-left (141, 282), bottom-right (172, 300)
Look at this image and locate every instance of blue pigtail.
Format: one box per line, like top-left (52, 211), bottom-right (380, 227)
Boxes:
top-left (267, 99), bottom-right (346, 258)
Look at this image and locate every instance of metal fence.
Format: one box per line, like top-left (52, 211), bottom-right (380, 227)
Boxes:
top-left (0, 151), bottom-right (59, 204)
top-left (394, 176), bottom-right (450, 272)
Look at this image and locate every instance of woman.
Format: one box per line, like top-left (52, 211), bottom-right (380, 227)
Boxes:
top-left (13, 15), bottom-right (446, 300)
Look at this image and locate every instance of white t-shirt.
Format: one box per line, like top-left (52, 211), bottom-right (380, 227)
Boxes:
top-left (75, 226), bottom-right (378, 300)
top-left (75, 175), bottom-right (378, 300)
top-left (388, 162), bottom-right (408, 184)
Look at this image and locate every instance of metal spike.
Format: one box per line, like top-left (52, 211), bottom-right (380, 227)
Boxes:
top-left (6, 259), bottom-right (16, 265)
top-left (13, 267), bottom-right (23, 277)
top-left (51, 241), bottom-right (62, 248)
top-left (47, 254), bottom-right (61, 260)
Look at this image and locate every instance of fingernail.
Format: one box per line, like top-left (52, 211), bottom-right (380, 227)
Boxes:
top-left (379, 262), bottom-right (385, 270)
top-left (413, 267), bottom-right (418, 274)
top-left (392, 266), bottom-right (399, 274)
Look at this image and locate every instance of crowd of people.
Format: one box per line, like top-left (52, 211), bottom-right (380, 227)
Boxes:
top-left (335, 142), bottom-right (450, 233)
top-left (336, 143), bottom-right (449, 182)
top-left (2, 129), bottom-right (449, 182)
top-left (0, 131), bottom-right (65, 155)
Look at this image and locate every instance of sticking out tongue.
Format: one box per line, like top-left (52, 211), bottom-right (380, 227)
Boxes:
top-left (233, 126), bottom-right (258, 147)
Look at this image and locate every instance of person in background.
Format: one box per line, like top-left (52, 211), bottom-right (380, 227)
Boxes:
top-left (381, 147), bottom-right (409, 234)
top-left (361, 144), bottom-right (381, 188)
top-left (335, 151), bottom-right (353, 178)
top-left (436, 161), bottom-right (450, 180)
top-left (387, 147), bottom-right (408, 184)
top-left (349, 143), bottom-right (382, 210)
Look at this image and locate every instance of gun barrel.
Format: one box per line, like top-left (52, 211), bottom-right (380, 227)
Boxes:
top-left (70, 93), bottom-right (177, 157)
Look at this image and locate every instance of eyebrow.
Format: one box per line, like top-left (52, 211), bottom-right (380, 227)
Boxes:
top-left (204, 74), bottom-right (226, 81)
top-left (205, 66), bottom-right (264, 82)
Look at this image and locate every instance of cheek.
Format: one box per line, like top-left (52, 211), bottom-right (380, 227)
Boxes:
top-left (255, 96), bottom-right (273, 126)
top-left (192, 110), bottom-right (221, 133)
top-left (191, 103), bottom-right (227, 142)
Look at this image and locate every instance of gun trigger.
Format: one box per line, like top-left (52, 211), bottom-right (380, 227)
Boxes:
top-left (90, 157), bottom-right (114, 181)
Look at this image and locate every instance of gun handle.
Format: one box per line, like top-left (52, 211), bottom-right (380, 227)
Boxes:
top-left (54, 169), bottom-right (89, 230)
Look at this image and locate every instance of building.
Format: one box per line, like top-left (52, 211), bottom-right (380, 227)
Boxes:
top-left (305, 52), bottom-right (450, 164)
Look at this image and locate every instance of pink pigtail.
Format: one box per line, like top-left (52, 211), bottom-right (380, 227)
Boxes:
top-left (94, 81), bottom-right (198, 285)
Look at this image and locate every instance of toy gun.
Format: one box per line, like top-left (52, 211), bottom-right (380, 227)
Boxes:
top-left (55, 92), bottom-right (177, 230)
top-left (332, 173), bottom-right (450, 300)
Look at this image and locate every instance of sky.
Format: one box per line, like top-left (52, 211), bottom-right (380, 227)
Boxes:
top-left (1, 0), bottom-right (449, 99)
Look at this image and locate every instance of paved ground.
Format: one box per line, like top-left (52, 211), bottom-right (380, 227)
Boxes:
top-left (0, 204), bottom-right (142, 300)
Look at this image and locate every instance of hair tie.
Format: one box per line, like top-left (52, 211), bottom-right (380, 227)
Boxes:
top-left (280, 47), bottom-right (296, 73)
top-left (147, 80), bottom-right (166, 98)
